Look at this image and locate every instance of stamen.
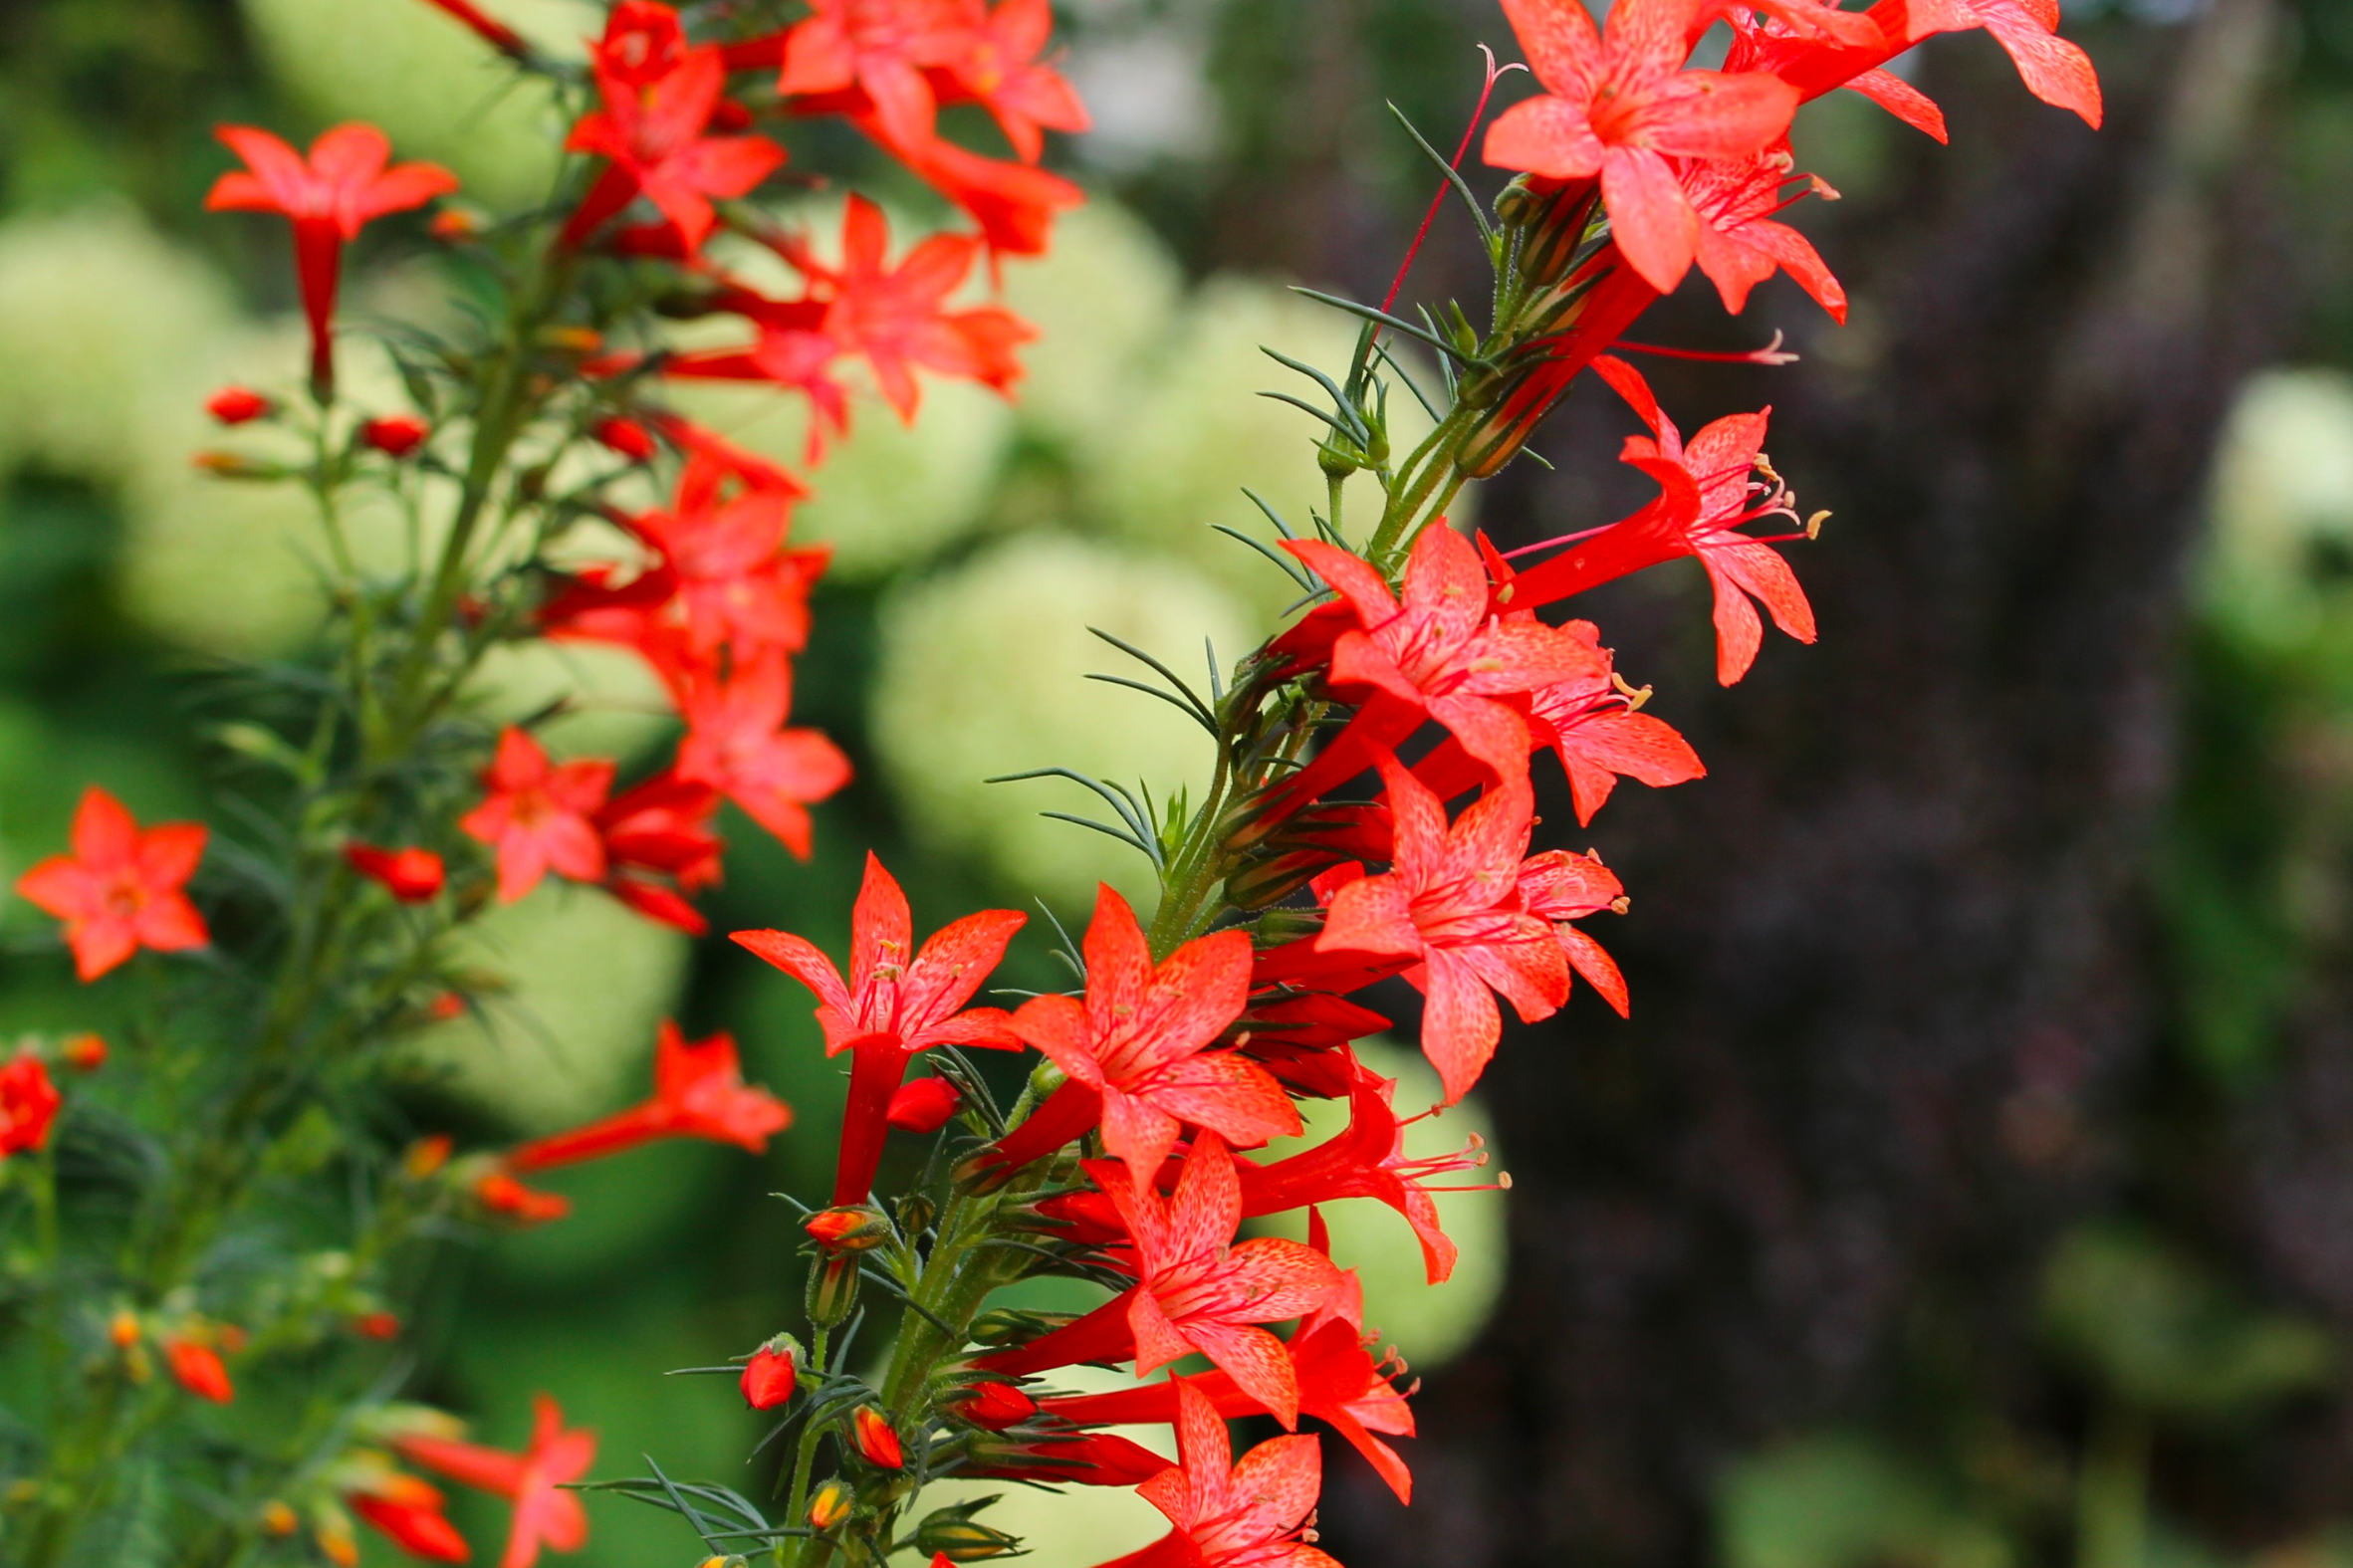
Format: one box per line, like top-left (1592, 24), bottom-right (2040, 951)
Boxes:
top-left (1615, 331), bottom-right (1796, 366)
top-left (1806, 509), bottom-right (1829, 539)
top-left (1610, 673), bottom-right (1653, 710)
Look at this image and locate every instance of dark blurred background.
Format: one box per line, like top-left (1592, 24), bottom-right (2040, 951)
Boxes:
top-left (6, 0), bottom-right (2353, 1562)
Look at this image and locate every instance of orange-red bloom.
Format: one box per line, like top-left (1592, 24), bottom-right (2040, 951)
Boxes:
top-left (204, 123), bottom-right (457, 392)
top-left (348, 1472), bottom-right (469, 1562)
top-left (165, 1337), bottom-right (234, 1403)
top-left (742, 1342), bottom-right (798, 1409)
top-left (778, 0), bottom-right (969, 152)
top-left (1312, 761), bottom-right (1567, 1104)
top-left (345, 843), bottom-right (446, 901)
top-left (988, 885), bottom-right (1297, 1191)
top-left (566, 1), bottom-right (787, 254)
top-left (460, 728), bottom-right (615, 904)
top-left (737, 852), bottom-right (1022, 1202)
top-left (1483, 0), bottom-right (1799, 294)
top-left (1090, 1379), bottom-right (1340, 1568)
top-left (1519, 847), bottom-right (1631, 1016)
top-left (674, 656), bottom-right (852, 859)
top-left (395, 1394), bottom-right (596, 1568)
top-left (17, 786), bottom-right (208, 982)
top-left (0, 1056), bottom-right (61, 1157)
top-left (930, 0), bottom-right (1090, 162)
top-left (509, 1021), bottom-right (791, 1170)
top-left (474, 1171), bottom-right (573, 1225)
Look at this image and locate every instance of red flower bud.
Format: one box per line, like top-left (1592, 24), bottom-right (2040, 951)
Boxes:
top-left (474, 1171), bottom-right (572, 1225)
top-left (164, 1337), bottom-right (234, 1403)
top-left (345, 844), bottom-right (446, 902)
top-left (58, 1032), bottom-right (106, 1073)
top-left (808, 1480), bottom-right (851, 1530)
top-left (404, 1135), bottom-right (454, 1179)
top-left (850, 1406), bottom-right (903, 1468)
top-left (428, 207), bottom-right (480, 242)
top-left (947, 1381), bottom-right (1036, 1431)
top-left (206, 386), bottom-right (273, 424)
top-left (805, 1206), bottom-right (890, 1251)
top-left (353, 1311), bottom-right (401, 1340)
top-left (741, 1343), bottom-right (798, 1410)
top-left (886, 1076), bottom-right (961, 1135)
top-left (362, 416), bottom-right (431, 458)
top-left (593, 416), bottom-right (657, 462)
top-left (425, 993), bottom-right (467, 1022)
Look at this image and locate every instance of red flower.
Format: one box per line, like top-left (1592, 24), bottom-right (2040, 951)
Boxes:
top-left (509, 1020), bottom-right (791, 1170)
top-left (963, 1429), bottom-right (1175, 1487)
top-left (351, 1479), bottom-right (470, 1564)
top-left (674, 656), bottom-right (852, 857)
top-left (17, 786), bottom-right (209, 982)
top-left (659, 295), bottom-right (853, 460)
top-left (947, 1380), bottom-right (1037, 1429)
top-left (1313, 760), bottom-right (1567, 1104)
top-left (565, 1), bottom-right (787, 254)
top-left (1519, 847), bottom-right (1631, 1016)
top-left (345, 843), bottom-right (446, 902)
top-left (1275, 524), bottom-right (1605, 810)
top-left (395, 1394), bottom-right (597, 1568)
top-left (59, 1032), bottom-right (108, 1073)
top-left (884, 128), bottom-right (1083, 261)
top-left (1482, 0), bottom-right (1799, 293)
top-left (623, 453), bottom-right (829, 664)
top-left (1599, 356), bottom-right (1817, 684)
top-left (778, 0), bottom-right (969, 154)
top-left (204, 123), bottom-right (457, 393)
top-left (1090, 1379), bottom-right (1339, 1568)
top-left (983, 1135), bottom-right (1342, 1429)
top-left (206, 385), bottom-right (272, 424)
top-left (1735, 0), bottom-right (2099, 131)
top-left (353, 1311), bottom-right (401, 1339)
top-left (1045, 1318), bottom-right (1418, 1503)
top-left (459, 728), bottom-right (615, 904)
top-left (987, 885), bottom-right (1298, 1192)
top-left (793, 195), bottom-right (1037, 420)
top-left (736, 852), bottom-right (1022, 1203)
top-left (851, 1406), bottom-right (905, 1467)
top-left (1236, 1064), bottom-right (1486, 1284)
top-left (165, 1337), bottom-right (234, 1404)
top-left (743, 1344), bottom-right (798, 1410)
top-left (1680, 146), bottom-right (1847, 320)
top-left (0, 1056), bottom-right (62, 1157)
top-left (594, 772), bottom-right (725, 936)
top-left (593, 415), bottom-right (657, 461)
top-left (931, 0), bottom-right (1090, 162)
top-left (361, 414), bottom-right (430, 456)
top-left (475, 1171), bottom-right (572, 1225)
top-left (887, 1074), bottom-right (962, 1133)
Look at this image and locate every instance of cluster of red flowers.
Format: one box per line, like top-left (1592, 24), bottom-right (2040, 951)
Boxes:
top-left (689, 0), bottom-right (2103, 1560)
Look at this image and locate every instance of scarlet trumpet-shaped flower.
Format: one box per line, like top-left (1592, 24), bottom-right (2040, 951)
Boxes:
top-left (1236, 1065), bottom-right (1484, 1284)
top-left (981, 1136), bottom-right (1342, 1429)
top-left (674, 655), bottom-right (852, 858)
top-left (1732, 0), bottom-right (2100, 132)
top-left (16, 786), bottom-right (208, 982)
top-left (736, 852), bottom-right (1022, 1203)
top-left (594, 771), bottom-right (726, 936)
top-left (1274, 524), bottom-right (1605, 809)
top-left (1482, 0), bottom-right (1799, 294)
top-left (395, 1395), bottom-right (596, 1568)
top-left (1090, 1379), bottom-right (1340, 1568)
top-left (508, 1021), bottom-right (790, 1170)
top-left (565, 1), bottom-right (787, 254)
top-left (787, 195), bottom-right (1037, 420)
top-left (932, 0), bottom-right (1090, 161)
top-left (203, 123), bottom-right (457, 393)
top-left (777, 0), bottom-right (968, 154)
top-left (1313, 760), bottom-right (1567, 1104)
top-left (460, 728), bottom-right (616, 904)
top-left (1044, 1317), bottom-right (1418, 1503)
top-left (1680, 146), bottom-right (1847, 320)
top-left (0, 1056), bottom-right (61, 1159)
top-left (623, 455), bottom-right (829, 665)
top-left (345, 843), bottom-right (446, 902)
top-left (987, 885), bottom-right (1298, 1191)
top-left (1598, 355), bottom-right (1817, 684)
top-left (1519, 847), bottom-right (1631, 1016)
top-left (415, 0), bottom-right (530, 57)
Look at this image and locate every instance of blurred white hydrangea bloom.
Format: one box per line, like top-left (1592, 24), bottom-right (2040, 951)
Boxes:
top-left (0, 206), bottom-right (234, 482)
top-left (411, 886), bottom-right (691, 1136)
top-left (1080, 274), bottom-right (1450, 627)
top-left (1001, 200), bottom-right (1186, 450)
top-left (869, 533), bottom-right (1248, 910)
top-left (2204, 368), bottom-right (2353, 649)
top-left (238, 0), bottom-right (593, 209)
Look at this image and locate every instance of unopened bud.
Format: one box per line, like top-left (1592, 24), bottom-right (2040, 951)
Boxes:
top-left (916, 1510), bottom-right (1021, 1561)
top-left (190, 450), bottom-right (282, 480)
top-left (895, 1191), bottom-right (936, 1236)
top-left (741, 1337), bottom-right (800, 1410)
top-left (403, 1135), bottom-right (453, 1180)
top-left (808, 1479), bottom-right (852, 1530)
top-left (967, 1308), bottom-right (1077, 1348)
top-left (58, 1032), bottom-right (106, 1072)
top-left (593, 416), bottom-right (657, 462)
top-left (850, 1406), bottom-right (904, 1468)
top-left (110, 1310), bottom-right (140, 1349)
top-left (353, 1311), bottom-right (401, 1340)
top-left (428, 207), bottom-right (481, 241)
top-left (260, 1499), bottom-right (299, 1536)
top-left (206, 386), bottom-right (274, 425)
top-left (886, 1076), bottom-right (961, 1135)
top-left (806, 1254), bottom-right (860, 1328)
top-left (360, 415), bottom-right (430, 458)
top-left (805, 1206), bottom-right (890, 1252)
top-left (945, 1381), bottom-right (1036, 1431)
